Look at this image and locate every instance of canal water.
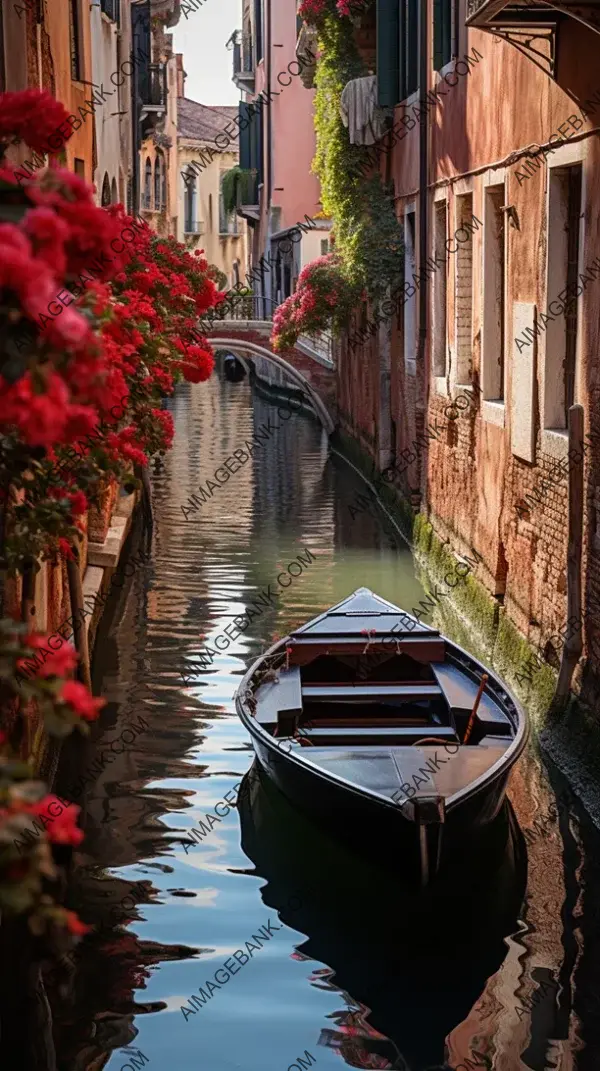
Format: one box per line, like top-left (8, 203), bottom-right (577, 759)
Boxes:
top-left (52, 370), bottom-right (600, 1071)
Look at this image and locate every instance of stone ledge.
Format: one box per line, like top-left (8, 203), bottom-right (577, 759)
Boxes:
top-left (83, 491), bottom-right (137, 653)
top-left (86, 492), bottom-right (136, 568)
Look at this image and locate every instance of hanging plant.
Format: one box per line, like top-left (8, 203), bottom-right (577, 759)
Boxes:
top-left (310, 5), bottom-right (404, 301)
top-left (220, 166), bottom-right (257, 216)
top-left (271, 253), bottom-right (357, 352)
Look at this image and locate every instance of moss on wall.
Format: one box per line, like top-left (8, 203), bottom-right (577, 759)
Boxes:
top-left (334, 430), bottom-right (560, 727)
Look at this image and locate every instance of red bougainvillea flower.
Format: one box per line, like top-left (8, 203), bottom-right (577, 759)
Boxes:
top-left (0, 89), bottom-right (70, 154)
top-left (64, 910), bottom-right (92, 936)
top-left (0, 371), bottom-right (69, 446)
top-left (37, 643), bottom-right (78, 679)
top-left (31, 796), bottom-right (85, 846)
top-left (67, 491), bottom-right (88, 517)
top-left (60, 680), bottom-right (106, 721)
top-left (58, 538), bottom-right (75, 560)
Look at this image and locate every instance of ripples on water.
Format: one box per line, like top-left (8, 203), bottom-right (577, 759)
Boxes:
top-left (50, 372), bottom-right (600, 1071)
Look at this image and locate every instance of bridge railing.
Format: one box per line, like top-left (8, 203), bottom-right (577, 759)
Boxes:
top-left (218, 292), bottom-right (335, 368)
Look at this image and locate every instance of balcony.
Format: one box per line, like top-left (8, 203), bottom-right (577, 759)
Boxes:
top-left (231, 29), bottom-right (255, 92)
top-left (140, 63), bottom-right (167, 111)
top-left (100, 0), bottom-right (120, 22)
top-left (184, 220), bottom-right (205, 235)
top-left (466, 0), bottom-right (600, 78)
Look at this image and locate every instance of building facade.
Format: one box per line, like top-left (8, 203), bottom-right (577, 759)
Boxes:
top-left (231, 0), bottom-right (330, 316)
top-left (90, 0), bottom-right (134, 206)
top-left (176, 82), bottom-right (248, 287)
top-left (323, 0), bottom-right (600, 708)
top-left (1, 0), bottom-right (95, 182)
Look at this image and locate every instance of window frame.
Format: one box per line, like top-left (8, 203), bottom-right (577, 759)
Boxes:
top-left (481, 175), bottom-right (507, 425)
top-left (542, 144), bottom-right (586, 455)
top-left (69, 0), bottom-right (84, 82)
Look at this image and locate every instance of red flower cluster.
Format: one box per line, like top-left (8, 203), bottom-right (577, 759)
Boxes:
top-left (60, 681), bottom-right (106, 722)
top-left (272, 253), bottom-right (353, 352)
top-left (299, 0), bottom-right (371, 24)
top-left (0, 89), bottom-right (69, 154)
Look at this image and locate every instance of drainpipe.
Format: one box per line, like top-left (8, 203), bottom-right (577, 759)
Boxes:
top-left (416, 0), bottom-right (429, 491)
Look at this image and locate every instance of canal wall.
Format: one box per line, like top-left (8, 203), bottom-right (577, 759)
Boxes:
top-left (333, 423), bottom-right (600, 828)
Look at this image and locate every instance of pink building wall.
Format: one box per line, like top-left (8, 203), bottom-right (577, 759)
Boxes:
top-left (270, 1), bottom-right (321, 232)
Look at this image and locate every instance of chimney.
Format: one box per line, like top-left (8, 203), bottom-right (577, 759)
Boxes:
top-left (176, 54), bottom-right (186, 98)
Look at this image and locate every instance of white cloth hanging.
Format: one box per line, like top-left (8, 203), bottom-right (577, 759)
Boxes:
top-left (339, 75), bottom-right (384, 146)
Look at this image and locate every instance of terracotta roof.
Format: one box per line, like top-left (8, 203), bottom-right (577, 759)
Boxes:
top-left (178, 98), bottom-right (239, 144)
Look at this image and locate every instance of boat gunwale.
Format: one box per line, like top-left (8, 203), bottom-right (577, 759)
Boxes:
top-left (235, 624), bottom-right (529, 816)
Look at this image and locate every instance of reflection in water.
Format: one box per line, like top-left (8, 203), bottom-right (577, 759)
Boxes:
top-left (37, 371), bottom-right (600, 1071)
top-left (237, 762), bottom-right (526, 1071)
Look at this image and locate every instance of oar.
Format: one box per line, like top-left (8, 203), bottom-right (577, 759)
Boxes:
top-left (463, 673), bottom-right (489, 744)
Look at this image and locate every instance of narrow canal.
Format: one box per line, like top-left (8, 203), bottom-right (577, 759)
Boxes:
top-left (53, 370), bottom-right (600, 1071)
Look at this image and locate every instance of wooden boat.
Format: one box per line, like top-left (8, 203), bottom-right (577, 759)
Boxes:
top-left (235, 588), bottom-right (529, 885)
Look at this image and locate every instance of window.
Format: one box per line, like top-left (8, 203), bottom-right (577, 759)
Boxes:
top-left (219, 172), bottom-right (239, 235)
top-left (544, 163), bottom-right (583, 429)
top-left (401, 0), bottom-right (419, 99)
top-left (154, 157), bottom-right (161, 210)
top-left (432, 200), bottom-right (447, 377)
top-left (455, 192), bottom-right (474, 384)
top-left (101, 173), bottom-right (111, 207)
top-left (239, 100), bottom-right (263, 189)
top-left (433, 0), bottom-right (454, 72)
top-left (404, 210), bottom-right (417, 375)
top-left (376, 0), bottom-right (417, 106)
top-left (111, 177), bottom-right (118, 204)
top-left (74, 158), bottom-right (85, 178)
top-left (482, 184), bottom-right (506, 402)
top-left (254, 0), bottom-right (264, 64)
top-left (143, 157), bottom-right (152, 210)
top-left (321, 238), bottom-right (329, 256)
top-left (100, 0), bottom-right (120, 22)
top-left (69, 0), bottom-right (83, 82)
top-left (184, 168), bottom-right (197, 232)
top-left (161, 159), bottom-right (166, 208)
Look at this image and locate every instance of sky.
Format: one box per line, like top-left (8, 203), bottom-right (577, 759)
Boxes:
top-left (172, 1), bottom-right (241, 108)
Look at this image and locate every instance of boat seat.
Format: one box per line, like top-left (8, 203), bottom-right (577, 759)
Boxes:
top-left (254, 666), bottom-right (303, 733)
top-left (430, 663), bottom-right (512, 736)
top-left (302, 683), bottom-right (442, 702)
top-left (412, 743), bottom-right (510, 797)
top-left (297, 725), bottom-right (459, 745)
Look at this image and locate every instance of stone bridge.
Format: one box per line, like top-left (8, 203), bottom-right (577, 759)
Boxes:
top-left (206, 319), bottom-right (337, 434)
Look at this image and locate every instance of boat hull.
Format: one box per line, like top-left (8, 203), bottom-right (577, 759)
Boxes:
top-left (235, 588), bottom-right (528, 883)
top-left (247, 721), bottom-right (514, 879)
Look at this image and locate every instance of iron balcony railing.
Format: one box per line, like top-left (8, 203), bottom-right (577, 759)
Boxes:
top-left (140, 63), bottom-right (167, 109)
top-left (216, 293), bottom-right (335, 367)
top-left (232, 29), bottom-right (255, 81)
top-left (100, 0), bottom-right (120, 22)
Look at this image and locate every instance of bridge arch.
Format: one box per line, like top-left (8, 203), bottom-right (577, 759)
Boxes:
top-left (206, 337), bottom-right (336, 434)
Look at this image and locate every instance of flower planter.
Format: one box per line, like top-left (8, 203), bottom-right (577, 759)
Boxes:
top-left (87, 477), bottom-right (118, 544)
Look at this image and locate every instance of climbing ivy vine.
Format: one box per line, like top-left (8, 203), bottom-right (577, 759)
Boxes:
top-left (312, 8), bottom-right (404, 303)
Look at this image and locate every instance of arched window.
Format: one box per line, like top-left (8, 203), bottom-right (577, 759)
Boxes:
top-left (154, 156), bottom-right (161, 209)
top-left (161, 158), bottom-right (166, 208)
top-left (143, 157), bottom-right (152, 210)
top-left (183, 167), bottom-right (196, 232)
top-left (101, 172), bottom-right (111, 206)
top-left (111, 177), bottom-right (118, 204)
